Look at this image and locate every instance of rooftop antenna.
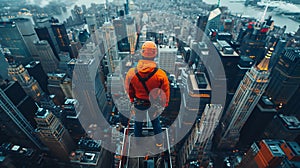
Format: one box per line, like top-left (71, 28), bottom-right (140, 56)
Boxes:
top-left (104, 0), bottom-right (109, 23)
top-left (260, 0), bottom-right (270, 23)
top-left (35, 102), bottom-right (41, 108)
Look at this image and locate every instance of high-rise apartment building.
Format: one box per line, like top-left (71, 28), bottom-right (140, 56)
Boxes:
top-left (181, 69), bottom-right (211, 115)
top-left (51, 23), bottom-right (71, 52)
top-left (204, 8), bottom-right (221, 36)
top-left (47, 72), bottom-right (69, 104)
top-left (35, 108), bottom-right (75, 161)
top-left (126, 17), bottom-right (137, 54)
top-left (237, 139), bottom-right (286, 168)
top-left (263, 114), bottom-right (300, 141)
top-left (25, 61), bottom-right (49, 94)
top-left (265, 47), bottom-right (300, 108)
top-left (214, 40), bottom-right (240, 95)
top-left (0, 81), bottom-right (44, 150)
top-left (113, 18), bottom-right (130, 52)
top-left (61, 99), bottom-right (86, 141)
top-left (101, 22), bottom-right (119, 74)
top-left (0, 21), bottom-right (32, 64)
top-left (238, 96), bottom-right (277, 148)
top-left (238, 140), bottom-right (300, 168)
top-left (0, 50), bottom-right (9, 80)
top-left (10, 17), bottom-right (39, 58)
top-left (85, 14), bottom-right (97, 34)
top-left (72, 42), bottom-right (107, 135)
top-left (239, 22), bottom-right (269, 61)
top-left (218, 48), bottom-right (273, 149)
top-left (8, 63), bottom-right (44, 101)
top-left (158, 47), bottom-right (177, 75)
top-left (35, 17), bottom-right (60, 57)
top-left (34, 40), bottom-right (59, 73)
top-left (195, 13), bottom-right (208, 41)
top-left (179, 104), bottom-right (223, 167)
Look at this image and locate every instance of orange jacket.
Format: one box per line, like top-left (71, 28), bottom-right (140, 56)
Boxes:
top-left (125, 60), bottom-right (170, 107)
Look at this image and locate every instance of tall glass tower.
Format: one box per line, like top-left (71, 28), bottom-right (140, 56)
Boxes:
top-left (218, 48), bottom-right (273, 149)
top-left (0, 21), bottom-right (32, 64)
top-left (0, 85), bottom-right (45, 150)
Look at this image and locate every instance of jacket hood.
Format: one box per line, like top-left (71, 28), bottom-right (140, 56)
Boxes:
top-left (136, 60), bottom-right (157, 74)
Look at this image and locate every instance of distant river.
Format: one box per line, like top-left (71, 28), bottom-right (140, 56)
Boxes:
top-left (56, 0), bottom-right (300, 33)
top-left (203, 0), bottom-right (300, 33)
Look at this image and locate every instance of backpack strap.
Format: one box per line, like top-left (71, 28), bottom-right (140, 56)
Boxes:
top-left (134, 67), bottom-right (158, 95)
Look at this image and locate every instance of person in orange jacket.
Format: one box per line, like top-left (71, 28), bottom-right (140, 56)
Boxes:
top-left (125, 41), bottom-right (170, 147)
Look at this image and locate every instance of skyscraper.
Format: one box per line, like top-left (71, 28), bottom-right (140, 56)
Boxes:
top-left (35, 17), bottom-right (60, 57)
top-left (263, 114), bottom-right (300, 141)
top-left (25, 61), bottom-right (49, 94)
top-left (10, 17), bottom-right (39, 58)
top-left (158, 46), bottom-right (177, 75)
top-left (113, 18), bottom-right (130, 52)
top-left (214, 40), bottom-right (240, 95)
top-left (47, 72), bottom-right (68, 104)
top-left (61, 99), bottom-right (86, 141)
top-left (265, 47), bottom-right (300, 108)
top-left (237, 140), bottom-right (286, 168)
top-left (204, 8), bottom-right (221, 36)
top-left (181, 70), bottom-right (211, 115)
top-left (0, 50), bottom-right (9, 80)
top-left (51, 23), bottom-right (71, 52)
top-left (8, 62), bottom-right (44, 102)
top-left (218, 48), bottom-right (273, 149)
top-left (85, 14), bottom-right (97, 34)
top-left (239, 22), bottom-right (269, 61)
top-left (0, 21), bottom-right (32, 64)
top-left (195, 13), bottom-right (208, 41)
top-left (101, 22), bottom-right (119, 74)
top-left (238, 96), bottom-right (277, 149)
top-left (34, 40), bottom-right (59, 73)
top-left (72, 42), bottom-right (107, 136)
top-left (35, 108), bottom-right (75, 161)
top-left (0, 81), bottom-right (44, 150)
top-left (125, 17), bottom-right (137, 54)
top-left (179, 104), bottom-right (223, 167)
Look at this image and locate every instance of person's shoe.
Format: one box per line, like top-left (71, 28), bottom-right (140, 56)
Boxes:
top-left (156, 143), bottom-right (163, 147)
top-left (156, 143), bottom-right (164, 150)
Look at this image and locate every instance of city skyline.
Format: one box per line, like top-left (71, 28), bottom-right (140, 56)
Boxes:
top-left (1, 0), bottom-right (300, 167)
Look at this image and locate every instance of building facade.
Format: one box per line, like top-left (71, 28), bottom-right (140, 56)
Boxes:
top-left (35, 108), bottom-right (75, 161)
top-left (8, 63), bottom-right (44, 101)
top-left (218, 48), bottom-right (273, 149)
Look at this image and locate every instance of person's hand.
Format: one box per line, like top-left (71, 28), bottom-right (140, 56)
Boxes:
top-left (130, 102), bottom-right (135, 115)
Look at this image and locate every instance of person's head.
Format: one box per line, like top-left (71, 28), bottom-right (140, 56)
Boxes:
top-left (141, 41), bottom-right (157, 60)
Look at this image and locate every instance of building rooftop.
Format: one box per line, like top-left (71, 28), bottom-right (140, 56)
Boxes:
top-left (70, 150), bottom-right (101, 166)
top-left (278, 114), bottom-right (300, 130)
top-left (25, 61), bottom-right (40, 68)
top-left (208, 8), bottom-right (221, 21)
top-left (257, 48), bottom-right (273, 71)
top-left (35, 108), bottom-right (49, 118)
top-left (47, 72), bottom-right (66, 78)
top-left (263, 139), bottom-right (286, 157)
top-left (64, 99), bottom-right (78, 106)
top-left (68, 59), bottom-right (77, 65)
top-left (1, 143), bottom-right (34, 157)
top-left (189, 73), bottom-right (211, 91)
top-left (286, 141), bottom-right (300, 156)
top-left (34, 40), bottom-right (48, 45)
top-left (78, 138), bottom-right (102, 150)
top-left (261, 96), bottom-right (274, 106)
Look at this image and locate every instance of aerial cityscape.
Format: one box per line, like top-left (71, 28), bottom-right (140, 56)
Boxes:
top-left (1, 0), bottom-right (300, 167)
